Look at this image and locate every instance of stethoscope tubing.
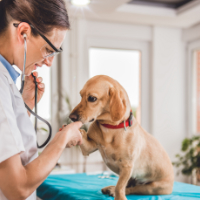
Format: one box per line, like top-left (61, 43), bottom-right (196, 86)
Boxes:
top-left (20, 36), bottom-right (52, 148)
top-left (24, 98), bottom-right (52, 148)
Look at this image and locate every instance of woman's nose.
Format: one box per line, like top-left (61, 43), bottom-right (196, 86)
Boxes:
top-left (43, 56), bottom-right (54, 67)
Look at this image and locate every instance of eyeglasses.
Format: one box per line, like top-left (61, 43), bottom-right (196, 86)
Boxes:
top-left (13, 22), bottom-right (63, 59)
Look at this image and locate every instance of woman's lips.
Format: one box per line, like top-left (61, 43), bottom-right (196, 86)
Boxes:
top-left (34, 64), bottom-right (42, 70)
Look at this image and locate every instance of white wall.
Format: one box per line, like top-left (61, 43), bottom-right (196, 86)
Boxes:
top-left (57, 18), bottom-right (189, 182)
top-left (183, 23), bottom-right (200, 43)
top-left (152, 27), bottom-right (187, 182)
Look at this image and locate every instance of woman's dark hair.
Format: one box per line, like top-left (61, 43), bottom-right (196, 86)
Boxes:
top-left (0, 0), bottom-right (70, 36)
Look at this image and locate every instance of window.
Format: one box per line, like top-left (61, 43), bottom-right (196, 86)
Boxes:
top-left (89, 47), bottom-right (141, 122)
top-left (193, 51), bottom-right (200, 134)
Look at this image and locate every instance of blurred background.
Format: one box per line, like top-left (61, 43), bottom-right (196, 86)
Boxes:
top-left (16, 0), bottom-right (200, 185)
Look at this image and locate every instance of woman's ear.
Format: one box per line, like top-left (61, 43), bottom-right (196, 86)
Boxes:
top-left (16, 22), bottom-right (31, 44)
top-left (109, 87), bottom-right (126, 122)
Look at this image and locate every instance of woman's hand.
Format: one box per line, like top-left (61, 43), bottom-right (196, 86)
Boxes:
top-left (54, 122), bottom-right (83, 149)
top-left (22, 71), bottom-right (45, 110)
top-left (0, 122), bottom-right (82, 200)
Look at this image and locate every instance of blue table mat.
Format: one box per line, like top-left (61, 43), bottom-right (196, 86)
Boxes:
top-left (37, 173), bottom-right (200, 200)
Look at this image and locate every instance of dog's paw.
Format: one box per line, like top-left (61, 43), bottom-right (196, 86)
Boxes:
top-left (101, 186), bottom-right (115, 197)
top-left (79, 129), bottom-right (88, 138)
top-left (79, 129), bottom-right (85, 135)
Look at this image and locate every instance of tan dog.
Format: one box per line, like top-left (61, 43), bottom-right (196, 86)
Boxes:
top-left (69, 75), bottom-right (174, 200)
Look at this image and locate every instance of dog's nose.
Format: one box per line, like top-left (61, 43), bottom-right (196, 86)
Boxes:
top-left (69, 113), bottom-right (79, 122)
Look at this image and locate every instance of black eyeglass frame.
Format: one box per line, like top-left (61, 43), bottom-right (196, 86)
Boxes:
top-left (13, 22), bottom-right (63, 54)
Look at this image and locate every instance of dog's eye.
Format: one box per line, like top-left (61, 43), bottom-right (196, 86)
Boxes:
top-left (88, 96), bottom-right (97, 102)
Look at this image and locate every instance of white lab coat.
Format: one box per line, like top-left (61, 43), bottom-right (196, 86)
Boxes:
top-left (0, 62), bottom-right (38, 200)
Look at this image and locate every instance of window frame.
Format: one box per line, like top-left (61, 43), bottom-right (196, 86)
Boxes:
top-left (187, 39), bottom-right (200, 137)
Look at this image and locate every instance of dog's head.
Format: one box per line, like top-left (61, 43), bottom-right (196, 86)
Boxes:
top-left (69, 75), bottom-right (130, 124)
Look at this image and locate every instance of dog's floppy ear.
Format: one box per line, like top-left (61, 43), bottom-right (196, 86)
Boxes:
top-left (109, 87), bottom-right (126, 121)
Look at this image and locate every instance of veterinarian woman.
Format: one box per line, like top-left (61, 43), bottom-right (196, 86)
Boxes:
top-left (0, 0), bottom-right (82, 200)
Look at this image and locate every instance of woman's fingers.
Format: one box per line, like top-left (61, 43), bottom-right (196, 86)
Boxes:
top-left (32, 71), bottom-right (38, 77)
top-left (33, 76), bottom-right (44, 90)
top-left (38, 83), bottom-right (45, 89)
top-left (26, 73), bottom-right (44, 87)
top-left (66, 142), bottom-right (73, 148)
top-left (32, 73), bottom-right (44, 87)
top-left (67, 140), bottom-right (79, 147)
top-left (66, 144), bottom-right (71, 148)
top-left (77, 139), bottom-right (82, 146)
top-left (36, 77), bottom-right (43, 83)
top-left (59, 124), bottom-right (67, 132)
top-left (71, 121), bottom-right (83, 129)
top-left (60, 122), bottom-right (83, 148)
top-left (66, 137), bottom-right (81, 148)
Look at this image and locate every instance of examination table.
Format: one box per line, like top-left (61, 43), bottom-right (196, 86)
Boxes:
top-left (37, 173), bottom-right (200, 200)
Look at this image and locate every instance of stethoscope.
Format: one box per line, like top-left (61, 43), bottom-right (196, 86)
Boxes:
top-left (19, 33), bottom-right (52, 148)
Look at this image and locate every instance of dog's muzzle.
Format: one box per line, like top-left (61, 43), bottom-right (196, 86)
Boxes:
top-left (69, 113), bottom-right (79, 122)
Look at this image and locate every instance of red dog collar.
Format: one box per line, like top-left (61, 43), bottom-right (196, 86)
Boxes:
top-left (101, 111), bottom-right (133, 130)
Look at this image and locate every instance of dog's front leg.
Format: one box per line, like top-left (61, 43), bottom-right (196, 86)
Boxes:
top-left (102, 167), bottom-right (132, 200)
top-left (79, 129), bottom-right (98, 156)
top-left (115, 167), bottom-right (132, 200)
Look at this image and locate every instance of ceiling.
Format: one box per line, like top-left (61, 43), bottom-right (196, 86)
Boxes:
top-left (128, 0), bottom-right (193, 8)
top-left (66, 0), bottom-right (200, 28)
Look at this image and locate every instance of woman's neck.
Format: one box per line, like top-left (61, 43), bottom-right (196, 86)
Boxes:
top-left (0, 30), bottom-right (14, 65)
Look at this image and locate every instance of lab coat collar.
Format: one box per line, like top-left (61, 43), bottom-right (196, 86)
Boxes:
top-left (0, 62), bottom-right (23, 100)
top-left (0, 62), bottom-right (16, 85)
top-left (0, 54), bottom-right (20, 84)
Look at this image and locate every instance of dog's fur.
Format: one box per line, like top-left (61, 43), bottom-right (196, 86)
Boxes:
top-left (69, 75), bottom-right (174, 200)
